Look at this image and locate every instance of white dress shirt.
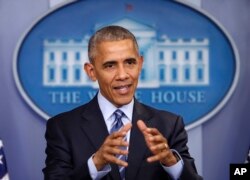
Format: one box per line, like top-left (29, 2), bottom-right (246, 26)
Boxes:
top-left (87, 92), bottom-right (183, 180)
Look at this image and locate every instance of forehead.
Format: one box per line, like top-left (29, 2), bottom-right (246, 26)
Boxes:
top-left (98, 39), bottom-right (134, 47)
top-left (101, 40), bottom-right (137, 56)
top-left (92, 39), bottom-right (139, 63)
top-left (97, 39), bottom-right (135, 51)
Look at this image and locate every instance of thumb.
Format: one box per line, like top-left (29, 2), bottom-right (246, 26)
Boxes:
top-left (137, 120), bottom-right (147, 133)
top-left (120, 122), bottom-right (132, 133)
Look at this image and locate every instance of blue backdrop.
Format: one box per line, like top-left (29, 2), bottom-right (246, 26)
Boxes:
top-left (0, 0), bottom-right (249, 179)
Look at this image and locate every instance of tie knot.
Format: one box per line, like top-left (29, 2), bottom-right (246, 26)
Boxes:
top-left (110, 109), bottom-right (125, 133)
top-left (114, 109), bottom-right (124, 120)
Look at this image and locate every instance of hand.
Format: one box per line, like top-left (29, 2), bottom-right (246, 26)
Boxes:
top-left (137, 120), bottom-right (177, 167)
top-left (93, 123), bottom-right (132, 170)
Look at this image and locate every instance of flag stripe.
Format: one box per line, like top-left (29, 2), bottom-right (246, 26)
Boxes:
top-left (0, 139), bottom-right (9, 180)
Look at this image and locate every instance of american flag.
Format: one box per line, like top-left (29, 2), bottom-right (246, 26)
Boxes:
top-left (0, 139), bottom-right (9, 180)
top-left (246, 147), bottom-right (250, 164)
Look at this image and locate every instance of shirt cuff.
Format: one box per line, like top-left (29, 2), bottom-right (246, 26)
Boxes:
top-left (87, 155), bottom-right (111, 180)
top-left (161, 149), bottom-right (184, 180)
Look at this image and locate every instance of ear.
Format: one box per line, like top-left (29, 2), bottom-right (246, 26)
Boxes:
top-left (139, 55), bottom-right (144, 71)
top-left (84, 62), bottom-right (97, 81)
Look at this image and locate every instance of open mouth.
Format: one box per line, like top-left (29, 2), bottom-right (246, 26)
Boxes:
top-left (114, 84), bottom-right (132, 94)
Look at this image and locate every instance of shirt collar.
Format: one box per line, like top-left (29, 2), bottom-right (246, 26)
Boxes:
top-left (97, 91), bottom-right (134, 121)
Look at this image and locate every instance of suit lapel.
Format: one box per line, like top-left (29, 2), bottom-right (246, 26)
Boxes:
top-left (126, 100), bottom-right (153, 180)
top-left (80, 96), bottom-right (121, 180)
top-left (80, 96), bottom-right (109, 149)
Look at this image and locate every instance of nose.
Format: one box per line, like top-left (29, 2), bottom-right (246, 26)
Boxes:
top-left (116, 64), bottom-right (129, 80)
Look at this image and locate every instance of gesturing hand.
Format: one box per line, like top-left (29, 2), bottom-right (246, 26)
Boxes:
top-left (93, 123), bottom-right (132, 170)
top-left (137, 120), bottom-right (177, 167)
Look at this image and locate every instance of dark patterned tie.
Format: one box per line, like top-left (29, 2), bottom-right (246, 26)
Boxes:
top-left (110, 109), bottom-right (126, 180)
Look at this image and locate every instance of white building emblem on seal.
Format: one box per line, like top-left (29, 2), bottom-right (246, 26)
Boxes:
top-left (43, 18), bottom-right (209, 88)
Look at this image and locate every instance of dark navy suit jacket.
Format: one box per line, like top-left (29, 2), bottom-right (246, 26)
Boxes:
top-left (43, 96), bottom-right (202, 180)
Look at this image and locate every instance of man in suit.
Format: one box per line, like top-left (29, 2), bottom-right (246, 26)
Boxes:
top-left (43, 26), bottom-right (202, 180)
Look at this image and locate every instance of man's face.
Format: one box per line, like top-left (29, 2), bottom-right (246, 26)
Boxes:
top-left (85, 39), bottom-right (143, 107)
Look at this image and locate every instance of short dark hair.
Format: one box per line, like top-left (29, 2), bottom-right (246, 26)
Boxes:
top-left (88, 25), bottom-right (139, 63)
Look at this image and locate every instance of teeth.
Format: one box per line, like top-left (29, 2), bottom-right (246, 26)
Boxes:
top-left (119, 86), bottom-right (127, 89)
top-left (115, 85), bottom-right (128, 89)
top-left (114, 85), bottom-right (129, 94)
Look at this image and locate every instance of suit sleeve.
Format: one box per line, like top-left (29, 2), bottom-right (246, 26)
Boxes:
top-left (168, 116), bottom-right (203, 180)
top-left (43, 117), bottom-right (92, 180)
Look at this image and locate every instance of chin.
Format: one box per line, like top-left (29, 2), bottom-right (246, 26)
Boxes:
top-left (115, 97), bottom-right (133, 106)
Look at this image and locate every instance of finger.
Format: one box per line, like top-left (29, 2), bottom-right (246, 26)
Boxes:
top-left (137, 120), bottom-right (155, 148)
top-left (137, 120), bottom-right (147, 132)
top-left (97, 143), bottom-right (128, 162)
top-left (120, 122), bottom-right (132, 133)
top-left (145, 127), bottom-right (161, 136)
top-left (137, 120), bottom-right (152, 137)
top-left (103, 153), bottom-right (128, 167)
top-left (115, 158), bottom-right (128, 167)
top-left (108, 138), bottom-right (129, 147)
top-left (106, 146), bottom-right (129, 156)
top-left (148, 142), bottom-right (168, 153)
top-left (109, 130), bottom-right (127, 139)
top-left (109, 123), bottom-right (132, 139)
top-left (147, 134), bottom-right (166, 143)
top-left (147, 150), bottom-right (168, 163)
top-left (137, 121), bottom-right (159, 138)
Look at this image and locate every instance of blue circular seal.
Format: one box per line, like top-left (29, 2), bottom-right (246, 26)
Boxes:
top-left (13, 0), bottom-right (239, 129)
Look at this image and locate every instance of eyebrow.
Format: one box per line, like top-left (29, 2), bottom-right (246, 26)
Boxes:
top-left (125, 58), bottom-right (137, 62)
top-left (102, 60), bottom-right (117, 67)
top-left (102, 57), bottom-right (137, 67)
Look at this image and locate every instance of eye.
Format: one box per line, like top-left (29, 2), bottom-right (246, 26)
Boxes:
top-left (103, 62), bottom-right (116, 69)
top-left (125, 58), bottom-right (137, 65)
top-left (105, 64), bottom-right (114, 68)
